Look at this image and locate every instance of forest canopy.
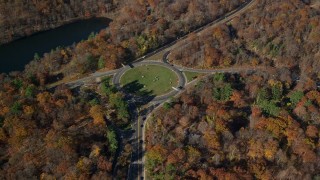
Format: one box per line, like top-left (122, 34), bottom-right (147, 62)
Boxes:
top-left (145, 72), bottom-right (320, 179)
top-left (0, 0), bottom-right (320, 179)
top-left (0, 0), bottom-right (116, 44)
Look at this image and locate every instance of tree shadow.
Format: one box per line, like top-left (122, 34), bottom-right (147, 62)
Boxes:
top-left (122, 80), bottom-right (155, 106)
top-left (47, 73), bottom-right (64, 84)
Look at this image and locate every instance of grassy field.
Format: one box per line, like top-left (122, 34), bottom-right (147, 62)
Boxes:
top-left (120, 65), bottom-right (178, 96)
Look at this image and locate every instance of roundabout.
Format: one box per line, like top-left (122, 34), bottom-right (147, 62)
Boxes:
top-left (63, 1), bottom-right (259, 179)
top-left (120, 64), bottom-right (179, 96)
top-left (112, 61), bottom-right (186, 102)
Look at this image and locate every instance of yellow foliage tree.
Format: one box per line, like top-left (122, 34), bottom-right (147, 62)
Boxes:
top-left (0, 106), bottom-right (9, 116)
top-left (187, 146), bottom-right (201, 163)
top-left (36, 92), bottom-right (51, 106)
top-left (255, 117), bottom-right (287, 138)
top-left (247, 139), bottom-right (264, 159)
top-left (263, 139), bottom-right (278, 161)
top-left (146, 144), bottom-right (168, 163)
top-left (23, 105), bottom-right (34, 116)
top-left (89, 105), bottom-right (106, 126)
top-left (90, 144), bottom-right (101, 158)
top-left (203, 131), bottom-right (221, 150)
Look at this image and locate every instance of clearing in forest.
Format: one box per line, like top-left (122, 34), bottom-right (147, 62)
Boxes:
top-left (120, 65), bottom-right (178, 96)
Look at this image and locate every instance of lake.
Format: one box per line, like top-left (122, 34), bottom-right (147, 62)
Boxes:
top-left (0, 18), bottom-right (110, 73)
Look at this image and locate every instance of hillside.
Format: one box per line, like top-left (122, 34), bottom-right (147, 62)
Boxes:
top-left (0, 76), bottom-right (131, 179)
top-left (0, 0), bottom-right (319, 179)
top-left (145, 72), bottom-right (320, 179)
top-left (169, 0), bottom-right (320, 85)
top-left (0, 0), bottom-right (251, 178)
top-left (0, 0), bottom-right (117, 44)
top-left (20, 0), bottom-right (246, 87)
top-left (144, 0), bottom-right (320, 178)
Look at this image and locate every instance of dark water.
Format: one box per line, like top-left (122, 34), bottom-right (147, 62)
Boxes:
top-left (0, 18), bottom-right (110, 73)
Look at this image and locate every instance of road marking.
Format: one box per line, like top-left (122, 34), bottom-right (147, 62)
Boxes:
top-left (172, 87), bottom-right (180, 91)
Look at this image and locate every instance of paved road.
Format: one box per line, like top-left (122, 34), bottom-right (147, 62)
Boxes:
top-left (65, 0), bottom-right (257, 89)
top-left (114, 61), bottom-right (186, 180)
top-left (66, 69), bottom-right (118, 88)
top-left (61, 0), bottom-right (259, 179)
top-left (134, 0), bottom-right (259, 179)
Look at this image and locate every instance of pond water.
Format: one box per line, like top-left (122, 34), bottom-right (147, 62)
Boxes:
top-left (0, 18), bottom-right (110, 73)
